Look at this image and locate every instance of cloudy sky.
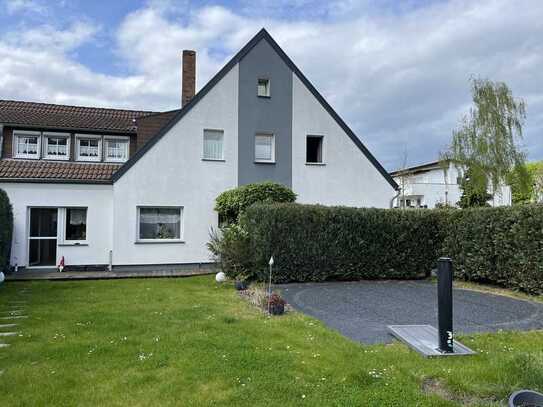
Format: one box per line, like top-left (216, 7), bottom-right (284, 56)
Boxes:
top-left (0, 0), bottom-right (541, 170)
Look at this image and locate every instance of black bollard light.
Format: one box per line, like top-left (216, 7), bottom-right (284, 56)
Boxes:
top-left (437, 257), bottom-right (454, 353)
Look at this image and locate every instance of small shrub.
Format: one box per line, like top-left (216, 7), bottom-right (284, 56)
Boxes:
top-left (214, 181), bottom-right (296, 225)
top-left (207, 225), bottom-right (252, 279)
top-left (0, 189), bottom-right (13, 272)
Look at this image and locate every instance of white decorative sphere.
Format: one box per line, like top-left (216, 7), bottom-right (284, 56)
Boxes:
top-left (215, 271), bottom-right (226, 283)
top-left (0, 272), bottom-right (4, 284)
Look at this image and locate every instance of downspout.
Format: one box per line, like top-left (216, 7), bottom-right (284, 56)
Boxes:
top-left (0, 124), bottom-right (4, 157)
top-left (390, 188), bottom-right (401, 209)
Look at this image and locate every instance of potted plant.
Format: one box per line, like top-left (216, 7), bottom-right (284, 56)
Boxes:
top-left (267, 293), bottom-right (286, 315)
top-left (234, 273), bottom-right (249, 291)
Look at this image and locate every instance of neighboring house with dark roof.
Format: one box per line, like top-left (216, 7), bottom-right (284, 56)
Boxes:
top-left (390, 160), bottom-right (511, 208)
top-left (0, 28), bottom-right (398, 272)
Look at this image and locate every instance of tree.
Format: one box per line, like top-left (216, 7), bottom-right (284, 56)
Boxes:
top-left (508, 161), bottom-right (543, 204)
top-left (441, 78), bottom-right (528, 200)
top-left (457, 168), bottom-right (493, 208)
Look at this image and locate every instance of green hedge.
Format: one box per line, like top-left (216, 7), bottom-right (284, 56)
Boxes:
top-left (442, 205), bottom-right (543, 294)
top-left (215, 203), bottom-right (543, 294)
top-left (0, 188), bottom-right (13, 272)
top-left (215, 182), bottom-right (296, 225)
top-left (241, 203), bottom-right (443, 283)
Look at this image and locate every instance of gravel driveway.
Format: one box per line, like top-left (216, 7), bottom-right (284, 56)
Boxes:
top-left (278, 280), bottom-right (543, 344)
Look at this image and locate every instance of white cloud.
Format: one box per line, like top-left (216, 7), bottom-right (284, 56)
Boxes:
top-left (0, 0), bottom-right (542, 168)
top-left (3, 0), bottom-right (46, 15)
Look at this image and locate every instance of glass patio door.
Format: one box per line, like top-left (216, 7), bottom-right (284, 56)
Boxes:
top-left (28, 208), bottom-right (58, 267)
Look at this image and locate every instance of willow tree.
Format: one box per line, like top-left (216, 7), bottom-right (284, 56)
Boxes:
top-left (441, 78), bottom-right (528, 200)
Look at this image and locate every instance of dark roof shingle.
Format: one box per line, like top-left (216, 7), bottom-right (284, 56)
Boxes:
top-left (0, 100), bottom-right (156, 133)
top-left (0, 159), bottom-right (120, 183)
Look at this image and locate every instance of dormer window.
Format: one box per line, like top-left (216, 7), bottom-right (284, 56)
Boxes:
top-left (14, 131), bottom-right (40, 159)
top-left (104, 136), bottom-right (129, 162)
top-left (44, 133), bottom-right (70, 160)
top-left (76, 135), bottom-right (102, 162)
top-left (257, 78), bottom-right (270, 97)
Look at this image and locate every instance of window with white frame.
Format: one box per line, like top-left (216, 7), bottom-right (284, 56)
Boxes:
top-left (254, 133), bottom-right (275, 162)
top-left (14, 131), bottom-right (40, 159)
top-left (104, 137), bottom-right (129, 162)
top-left (44, 133), bottom-right (70, 160)
top-left (203, 129), bottom-right (224, 160)
top-left (64, 208), bottom-right (87, 241)
top-left (76, 135), bottom-right (101, 161)
top-left (257, 78), bottom-right (270, 97)
top-left (137, 207), bottom-right (183, 241)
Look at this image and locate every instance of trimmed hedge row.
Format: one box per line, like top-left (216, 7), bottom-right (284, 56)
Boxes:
top-left (0, 188), bottom-right (13, 272)
top-left (442, 205), bottom-right (543, 294)
top-left (228, 203), bottom-right (542, 294)
top-left (241, 203), bottom-right (444, 283)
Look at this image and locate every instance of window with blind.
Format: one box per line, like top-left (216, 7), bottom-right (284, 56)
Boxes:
top-left (137, 207), bottom-right (183, 241)
top-left (202, 129), bottom-right (224, 160)
top-left (254, 133), bottom-right (275, 163)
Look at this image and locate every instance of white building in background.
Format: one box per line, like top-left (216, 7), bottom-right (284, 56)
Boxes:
top-left (390, 160), bottom-right (512, 208)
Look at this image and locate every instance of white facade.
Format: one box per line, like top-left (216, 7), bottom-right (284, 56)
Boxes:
top-left (292, 75), bottom-right (396, 207)
top-left (392, 162), bottom-right (512, 208)
top-left (112, 65), bottom-right (239, 266)
top-left (0, 183), bottom-right (113, 268)
top-left (2, 34), bottom-right (398, 270)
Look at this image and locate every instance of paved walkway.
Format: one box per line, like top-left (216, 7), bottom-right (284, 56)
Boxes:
top-left (278, 280), bottom-right (543, 344)
top-left (5, 268), bottom-right (213, 281)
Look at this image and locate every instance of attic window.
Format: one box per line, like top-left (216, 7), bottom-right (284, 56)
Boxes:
top-left (257, 78), bottom-right (270, 97)
top-left (306, 135), bottom-right (324, 164)
top-left (14, 131), bottom-right (41, 159)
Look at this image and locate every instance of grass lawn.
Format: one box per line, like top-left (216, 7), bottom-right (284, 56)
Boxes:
top-left (0, 276), bottom-right (542, 406)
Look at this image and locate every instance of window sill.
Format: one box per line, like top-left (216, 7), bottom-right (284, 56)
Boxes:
top-left (254, 160), bottom-right (276, 165)
top-left (257, 95), bottom-right (271, 99)
top-left (202, 158), bottom-right (225, 162)
top-left (305, 162), bottom-right (326, 166)
top-left (58, 242), bottom-right (88, 247)
top-left (44, 157), bottom-right (70, 161)
top-left (135, 240), bottom-right (185, 244)
top-left (14, 155), bottom-right (39, 160)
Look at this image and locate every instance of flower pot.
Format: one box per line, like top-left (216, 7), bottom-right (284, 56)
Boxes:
top-left (234, 280), bottom-right (247, 291)
top-left (509, 390), bottom-right (543, 407)
top-left (269, 303), bottom-right (285, 315)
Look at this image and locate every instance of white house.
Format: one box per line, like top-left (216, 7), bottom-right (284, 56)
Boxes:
top-left (0, 29), bottom-right (398, 272)
top-left (390, 160), bottom-right (512, 208)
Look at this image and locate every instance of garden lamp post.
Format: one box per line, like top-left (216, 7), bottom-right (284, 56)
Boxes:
top-left (268, 256), bottom-right (274, 314)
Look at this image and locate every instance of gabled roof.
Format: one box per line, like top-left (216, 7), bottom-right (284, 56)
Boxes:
top-left (0, 159), bottom-right (120, 184)
top-left (0, 100), bottom-right (156, 133)
top-left (113, 28), bottom-right (398, 190)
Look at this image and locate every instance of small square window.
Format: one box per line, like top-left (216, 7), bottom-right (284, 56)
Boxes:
top-left (255, 133), bottom-right (275, 163)
top-left (14, 131), bottom-right (40, 159)
top-left (306, 135), bottom-right (324, 163)
top-left (44, 133), bottom-right (70, 160)
top-left (105, 137), bottom-right (129, 162)
top-left (203, 129), bottom-right (224, 160)
top-left (257, 78), bottom-right (270, 97)
top-left (76, 135), bottom-right (102, 162)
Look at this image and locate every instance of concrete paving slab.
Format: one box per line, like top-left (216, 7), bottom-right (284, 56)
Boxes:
top-left (0, 343), bottom-right (10, 348)
top-left (0, 332), bottom-right (18, 337)
top-left (0, 324), bottom-right (17, 329)
top-left (278, 280), bottom-right (543, 344)
top-left (0, 316), bottom-right (28, 320)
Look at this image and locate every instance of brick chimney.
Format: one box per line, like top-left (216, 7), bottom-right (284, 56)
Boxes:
top-left (182, 50), bottom-right (196, 107)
